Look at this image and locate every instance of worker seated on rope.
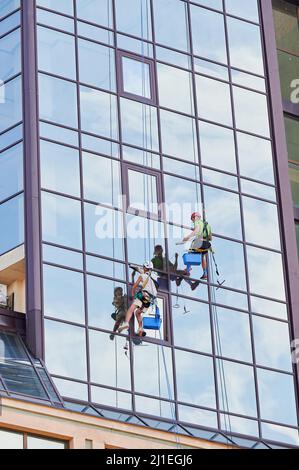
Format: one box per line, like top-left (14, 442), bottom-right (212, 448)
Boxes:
top-left (118, 261), bottom-right (158, 337)
top-left (110, 287), bottom-right (128, 341)
top-left (182, 212), bottom-right (212, 281)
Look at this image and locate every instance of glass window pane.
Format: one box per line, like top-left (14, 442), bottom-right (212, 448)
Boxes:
top-left (120, 98), bottom-right (159, 151)
top-left (191, 5), bottom-right (227, 64)
top-left (214, 287), bottom-right (249, 311)
top-left (37, 0), bottom-right (74, 15)
top-left (41, 192), bottom-right (82, 250)
top-left (262, 422), bottom-right (299, 447)
top-left (233, 86), bottom-right (270, 138)
top-left (0, 11), bottom-right (20, 37)
top-left (0, 143), bottom-right (23, 202)
top-left (80, 86), bottom-right (118, 140)
top-left (289, 163), bottom-right (299, 208)
top-left (78, 39), bottom-right (115, 91)
top-left (39, 122), bottom-right (78, 147)
top-left (153, 0), bottom-right (189, 52)
top-left (43, 265), bottom-right (85, 324)
top-left (227, 17), bottom-right (264, 75)
top-left (247, 246), bottom-right (286, 301)
top-left (179, 405), bottom-right (218, 429)
top-left (0, 124), bottom-right (22, 152)
top-left (84, 203), bottom-right (124, 260)
top-left (242, 197), bottom-right (281, 250)
top-left (86, 255), bottom-right (125, 281)
top-left (0, 75), bottom-right (22, 134)
top-left (134, 344), bottom-right (174, 399)
top-left (217, 360), bottom-right (257, 417)
top-left (83, 152), bottom-right (121, 208)
top-left (76, 0), bottom-right (113, 29)
top-left (27, 436), bottom-right (66, 449)
top-left (0, 28), bottom-right (21, 83)
top-left (0, 0), bottom-right (20, 19)
top-left (43, 244), bottom-right (83, 270)
top-left (203, 168), bottom-right (238, 191)
top-left (40, 140), bottom-right (80, 197)
top-left (92, 386), bottom-right (132, 410)
top-left (285, 116), bottom-right (299, 164)
top-left (157, 63), bottom-right (194, 115)
top-left (124, 146), bottom-right (160, 170)
top-left (122, 56), bottom-right (151, 99)
top-left (257, 368), bottom-right (297, 426)
top-left (135, 395), bottom-right (174, 420)
top-left (37, 9), bottom-right (74, 33)
top-left (37, 26), bottom-right (76, 79)
top-left (77, 21), bottom-right (114, 46)
top-left (195, 58), bottom-right (228, 81)
top-left (115, 0), bottom-right (152, 41)
top-left (0, 194), bottom-right (23, 255)
top-left (204, 185), bottom-right (242, 240)
top-left (213, 307), bottom-right (252, 362)
top-left (164, 174), bottom-right (201, 227)
top-left (0, 429), bottom-right (23, 449)
top-left (126, 214), bottom-right (165, 267)
top-left (241, 179), bottom-right (276, 202)
top-left (176, 350), bottom-right (216, 408)
top-left (225, 0), bottom-right (259, 23)
top-left (128, 169), bottom-right (158, 215)
top-left (237, 132), bottom-right (274, 184)
top-left (251, 296), bottom-right (287, 321)
top-left (172, 298), bottom-right (212, 354)
top-left (253, 316), bottom-right (292, 372)
top-left (232, 69), bottom-right (266, 92)
top-left (199, 121), bottom-right (236, 174)
top-left (273, 0), bottom-right (299, 56)
top-left (87, 275), bottom-right (127, 331)
top-left (45, 319), bottom-right (87, 380)
top-left (192, 0), bottom-right (222, 9)
top-left (54, 377), bottom-right (88, 401)
top-left (39, 74), bottom-right (78, 128)
top-left (211, 237), bottom-right (247, 291)
top-left (196, 76), bottom-right (232, 127)
top-left (89, 330), bottom-right (131, 390)
top-left (156, 46), bottom-right (191, 70)
top-left (220, 414), bottom-right (259, 438)
top-left (160, 110), bottom-right (198, 163)
top-left (82, 134), bottom-right (119, 158)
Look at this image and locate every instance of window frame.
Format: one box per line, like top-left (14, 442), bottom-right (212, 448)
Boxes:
top-left (122, 162), bottom-right (163, 221)
top-left (116, 49), bottom-right (157, 105)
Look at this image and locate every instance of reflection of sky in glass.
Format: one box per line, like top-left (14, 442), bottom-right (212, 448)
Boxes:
top-left (164, 174), bottom-right (201, 227)
top-left (45, 319), bottom-right (87, 380)
top-left (261, 422), bottom-right (299, 447)
top-left (191, 5), bottom-right (227, 64)
top-left (43, 265), bottom-right (85, 324)
top-left (38, 26), bottom-right (76, 79)
top-left (135, 395), bottom-right (174, 420)
top-left (250, 297), bottom-right (287, 321)
top-left (76, 0), bottom-right (113, 28)
top-left (199, 121), bottom-right (237, 174)
top-left (153, 0), bottom-right (189, 52)
top-left (89, 330), bottom-right (131, 390)
top-left (257, 368), bottom-right (298, 426)
top-left (237, 132), bottom-right (274, 184)
top-left (172, 298), bottom-right (212, 354)
top-left (247, 246), bottom-right (286, 301)
top-left (0, 143), bottom-right (23, 202)
top-left (204, 186), bottom-right (242, 240)
top-left (214, 287), bottom-right (249, 311)
top-left (121, 98), bottom-right (159, 151)
top-left (134, 344), bottom-right (174, 399)
top-left (53, 377), bottom-right (88, 402)
top-left (253, 316), bottom-right (292, 372)
top-left (91, 385), bottom-right (132, 411)
top-left (157, 63), bottom-right (194, 115)
top-left (233, 87), bottom-right (270, 138)
top-left (122, 57), bottom-right (151, 99)
top-left (196, 75), bottom-right (232, 127)
top-left (126, 214), bottom-right (165, 265)
top-left (213, 307), bottom-right (252, 362)
top-left (115, 0), bottom-right (152, 40)
top-left (217, 360), bottom-right (257, 417)
top-left (210, 237), bottom-right (247, 291)
top-left (179, 405), bottom-right (217, 429)
top-left (160, 110), bottom-right (198, 163)
top-left (242, 196), bottom-right (281, 250)
top-left (225, 0), bottom-right (259, 23)
top-left (220, 414), bottom-right (259, 438)
top-left (175, 350), bottom-right (216, 408)
top-left (227, 17), bottom-right (264, 75)
top-left (79, 39), bottom-right (116, 91)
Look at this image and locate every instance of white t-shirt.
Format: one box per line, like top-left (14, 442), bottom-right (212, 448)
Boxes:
top-left (139, 273), bottom-right (157, 298)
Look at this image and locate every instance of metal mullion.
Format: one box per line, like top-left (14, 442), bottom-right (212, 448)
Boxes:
top-left (73, 0), bottom-right (91, 405)
top-left (223, 0), bottom-right (263, 439)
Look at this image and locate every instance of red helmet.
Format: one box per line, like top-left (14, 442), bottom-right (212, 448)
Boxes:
top-left (191, 212), bottom-right (201, 220)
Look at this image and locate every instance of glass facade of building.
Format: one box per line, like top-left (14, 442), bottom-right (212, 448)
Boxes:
top-left (0, 0), bottom-right (298, 449)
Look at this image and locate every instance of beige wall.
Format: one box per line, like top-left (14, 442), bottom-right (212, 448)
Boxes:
top-left (0, 397), bottom-right (237, 450)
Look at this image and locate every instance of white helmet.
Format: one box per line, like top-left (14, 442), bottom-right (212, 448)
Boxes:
top-left (143, 261), bottom-right (153, 270)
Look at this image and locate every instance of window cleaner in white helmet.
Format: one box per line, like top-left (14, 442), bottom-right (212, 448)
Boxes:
top-left (118, 261), bottom-right (158, 337)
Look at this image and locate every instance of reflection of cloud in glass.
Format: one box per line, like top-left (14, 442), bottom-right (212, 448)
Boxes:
top-left (135, 395), bottom-right (173, 420)
top-left (247, 246), bottom-right (286, 301)
top-left (217, 360), bottom-right (257, 418)
top-left (153, 0), bottom-right (189, 52)
top-left (253, 316), bottom-right (292, 372)
top-left (250, 296), bottom-right (287, 321)
top-left (196, 75), bottom-right (232, 127)
top-left (262, 422), bottom-right (299, 446)
top-left (53, 377), bottom-right (88, 402)
top-left (175, 350), bottom-right (216, 408)
top-left (179, 405), bottom-right (217, 429)
top-left (91, 385), bottom-right (132, 411)
top-left (237, 132), bottom-right (274, 184)
top-left (160, 110), bottom-right (198, 163)
top-left (199, 121), bottom-right (236, 174)
top-left (233, 86), bottom-right (270, 138)
top-left (157, 63), bottom-right (194, 115)
top-left (227, 17), bottom-right (263, 75)
top-left (80, 86), bottom-right (118, 139)
top-left (257, 368), bottom-right (297, 426)
top-left (45, 319), bottom-right (87, 381)
top-left (214, 286), bottom-right (248, 311)
top-left (211, 238), bottom-right (247, 291)
top-left (242, 196), bottom-right (281, 250)
top-left (220, 414), bottom-right (259, 438)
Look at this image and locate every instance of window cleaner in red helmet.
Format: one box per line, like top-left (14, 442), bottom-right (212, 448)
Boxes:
top-left (182, 212), bottom-right (212, 281)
